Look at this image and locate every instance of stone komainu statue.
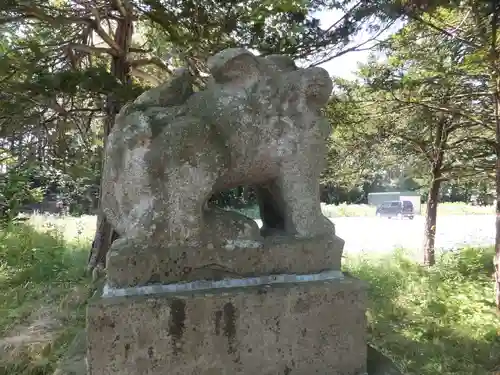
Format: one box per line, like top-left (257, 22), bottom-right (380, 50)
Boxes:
top-left (101, 48), bottom-right (334, 251)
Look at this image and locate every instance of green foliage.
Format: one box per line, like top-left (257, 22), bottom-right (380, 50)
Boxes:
top-left (0, 166), bottom-right (44, 224)
top-left (0, 223), bottom-right (87, 288)
top-left (323, 4), bottom-right (497, 206)
top-left (0, 23), bottom-right (109, 218)
top-left (34, 164), bottom-right (100, 215)
top-left (324, 79), bottom-right (403, 191)
top-left (346, 247), bottom-right (500, 375)
top-left (0, 0), bottom-right (397, 217)
top-left (137, 0), bottom-right (389, 61)
top-left (29, 67), bottom-right (121, 97)
top-left (0, 222), bottom-right (91, 374)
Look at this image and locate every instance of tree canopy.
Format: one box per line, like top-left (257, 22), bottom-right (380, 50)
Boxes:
top-left (1, 0), bottom-right (499, 292)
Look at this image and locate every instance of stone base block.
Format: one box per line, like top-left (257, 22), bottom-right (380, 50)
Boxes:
top-left (106, 234), bottom-right (344, 288)
top-left (86, 276), bottom-right (367, 375)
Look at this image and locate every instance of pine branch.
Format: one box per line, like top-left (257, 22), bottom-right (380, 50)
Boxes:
top-left (69, 43), bottom-right (118, 56)
top-left (130, 68), bottom-right (161, 85)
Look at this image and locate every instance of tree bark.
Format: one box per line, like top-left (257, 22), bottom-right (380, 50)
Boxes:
top-left (489, 0), bottom-right (500, 311)
top-left (495, 136), bottom-right (500, 310)
top-left (87, 4), bottom-right (134, 272)
top-left (423, 110), bottom-right (447, 266)
top-left (423, 176), bottom-right (441, 266)
top-left (493, 56), bottom-right (500, 311)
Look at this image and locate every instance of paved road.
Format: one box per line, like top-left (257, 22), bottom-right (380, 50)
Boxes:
top-left (333, 215), bottom-right (495, 256)
top-left (255, 215), bottom-right (495, 256)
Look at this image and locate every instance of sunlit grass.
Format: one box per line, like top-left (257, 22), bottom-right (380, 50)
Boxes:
top-left (230, 202), bottom-right (495, 219)
top-left (19, 202), bottom-right (493, 236)
top-left (1, 214), bottom-right (499, 374)
top-left (0, 222), bottom-right (93, 374)
top-left (322, 202), bottom-right (494, 218)
top-left (345, 247), bottom-right (500, 375)
top-left (26, 214), bottom-right (96, 243)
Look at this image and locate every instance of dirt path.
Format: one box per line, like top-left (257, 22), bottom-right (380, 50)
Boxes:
top-left (52, 330), bottom-right (86, 375)
top-left (0, 306), bottom-right (61, 349)
top-left (0, 285), bottom-right (90, 375)
top-left (0, 305), bottom-right (63, 375)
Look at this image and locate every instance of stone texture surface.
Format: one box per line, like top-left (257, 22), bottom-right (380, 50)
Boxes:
top-left (58, 331), bottom-right (399, 375)
top-left (87, 277), bottom-right (367, 375)
top-left (100, 47), bottom-right (335, 252)
top-left (106, 233), bottom-right (344, 288)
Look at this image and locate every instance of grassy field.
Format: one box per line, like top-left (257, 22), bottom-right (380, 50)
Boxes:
top-left (346, 248), bottom-right (500, 375)
top-left (18, 202), bottom-right (495, 236)
top-left (231, 202), bottom-right (495, 219)
top-left (0, 215), bottom-right (499, 374)
top-left (0, 220), bottom-right (92, 375)
top-left (321, 202), bottom-right (495, 218)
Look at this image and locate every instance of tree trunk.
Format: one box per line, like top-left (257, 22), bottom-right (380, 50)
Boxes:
top-left (423, 176), bottom-right (441, 266)
top-left (489, 0), bottom-right (500, 311)
top-left (495, 143), bottom-right (500, 310)
top-left (87, 5), bottom-right (134, 272)
top-left (494, 66), bottom-right (500, 311)
top-left (422, 109), bottom-right (447, 266)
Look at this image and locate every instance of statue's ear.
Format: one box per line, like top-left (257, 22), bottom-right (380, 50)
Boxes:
top-left (207, 48), bottom-right (262, 85)
top-left (301, 67), bottom-right (333, 108)
top-left (265, 55), bottom-right (297, 72)
top-left (135, 68), bottom-right (194, 107)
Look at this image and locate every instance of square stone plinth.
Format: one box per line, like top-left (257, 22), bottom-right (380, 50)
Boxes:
top-left (106, 234), bottom-right (344, 288)
top-left (86, 276), bottom-right (367, 375)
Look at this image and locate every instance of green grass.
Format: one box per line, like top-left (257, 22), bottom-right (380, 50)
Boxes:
top-left (345, 247), bottom-right (500, 375)
top-left (321, 202), bottom-right (495, 217)
top-left (0, 222), bottom-right (93, 375)
top-left (0, 215), bottom-right (499, 374)
top-left (17, 202), bottom-right (493, 239)
top-left (230, 202), bottom-right (495, 219)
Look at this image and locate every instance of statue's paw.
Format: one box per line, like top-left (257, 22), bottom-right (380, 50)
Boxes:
top-left (292, 216), bottom-right (335, 239)
top-left (316, 216), bottom-right (336, 235)
top-left (204, 208), bottom-right (263, 247)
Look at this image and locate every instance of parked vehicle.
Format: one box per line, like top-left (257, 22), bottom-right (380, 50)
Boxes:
top-left (376, 200), bottom-right (414, 220)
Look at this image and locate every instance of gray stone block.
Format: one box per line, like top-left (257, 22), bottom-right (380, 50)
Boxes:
top-left (106, 233), bottom-right (344, 288)
top-left (86, 277), bottom-right (367, 375)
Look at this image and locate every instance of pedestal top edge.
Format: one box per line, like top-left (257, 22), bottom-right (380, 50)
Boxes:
top-left (102, 270), bottom-right (348, 298)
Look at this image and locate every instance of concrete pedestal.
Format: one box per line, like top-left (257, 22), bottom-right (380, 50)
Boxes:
top-left (106, 234), bottom-right (345, 288)
top-left (86, 275), bottom-right (367, 375)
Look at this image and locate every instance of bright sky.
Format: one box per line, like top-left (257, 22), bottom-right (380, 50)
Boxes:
top-left (312, 9), bottom-right (404, 80)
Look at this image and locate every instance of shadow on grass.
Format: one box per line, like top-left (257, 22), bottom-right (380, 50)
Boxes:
top-left (0, 223), bottom-right (92, 375)
top-left (346, 247), bottom-right (500, 375)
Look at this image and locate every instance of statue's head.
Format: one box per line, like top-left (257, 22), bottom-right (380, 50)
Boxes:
top-left (207, 48), bottom-right (333, 111)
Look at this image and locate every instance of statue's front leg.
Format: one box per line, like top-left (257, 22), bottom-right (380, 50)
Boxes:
top-left (277, 159), bottom-right (335, 238)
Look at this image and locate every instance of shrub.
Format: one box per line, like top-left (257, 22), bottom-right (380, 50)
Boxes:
top-left (345, 247), bottom-right (500, 375)
top-left (0, 166), bottom-right (44, 225)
